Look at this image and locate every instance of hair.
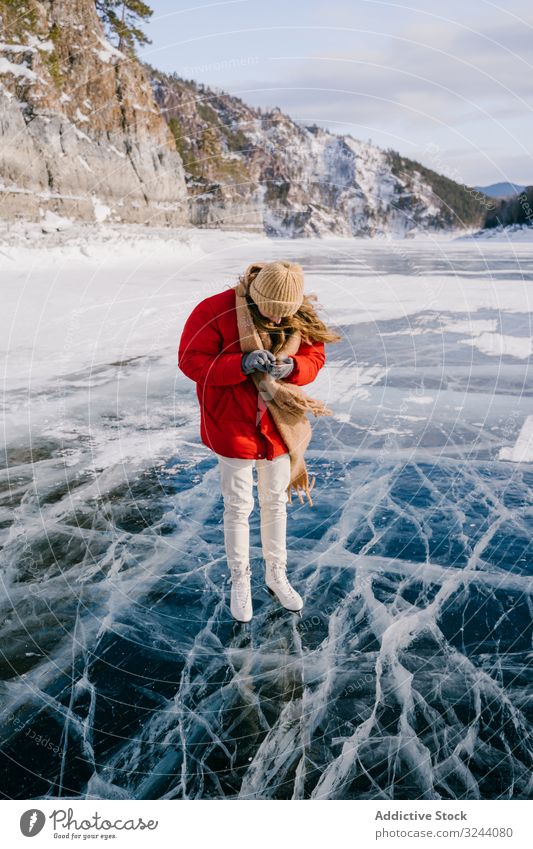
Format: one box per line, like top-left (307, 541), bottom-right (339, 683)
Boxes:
top-left (237, 265), bottom-right (342, 356)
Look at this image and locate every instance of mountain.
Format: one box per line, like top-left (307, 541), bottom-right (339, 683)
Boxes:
top-left (149, 67), bottom-right (486, 237)
top-left (0, 0), bottom-right (188, 226)
top-left (475, 182), bottom-right (525, 199)
top-left (0, 1), bottom-right (486, 236)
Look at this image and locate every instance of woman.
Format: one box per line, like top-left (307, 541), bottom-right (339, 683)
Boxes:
top-left (178, 261), bottom-right (341, 623)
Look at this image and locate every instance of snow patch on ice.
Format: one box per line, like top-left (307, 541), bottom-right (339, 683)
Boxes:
top-left (314, 362), bottom-right (388, 405)
top-left (463, 332), bottom-right (532, 359)
top-left (440, 319), bottom-right (498, 336)
top-left (379, 327), bottom-right (431, 337)
top-left (406, 394), bottom-right (434, 405)
top-left (499, 415), bottom-right (533, 462)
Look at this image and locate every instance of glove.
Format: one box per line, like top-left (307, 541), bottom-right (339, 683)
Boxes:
top-left (269, 356), bottom-right (294, 380)
top-left (241, 349), bottom-right (276, 374)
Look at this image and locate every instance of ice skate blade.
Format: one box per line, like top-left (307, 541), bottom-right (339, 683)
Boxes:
top-left (266, 586), bottom-right (303, 615)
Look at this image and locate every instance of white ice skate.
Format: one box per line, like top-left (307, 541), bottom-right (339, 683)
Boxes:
top-left (229, 564), bottom-right (253, 623)
top-left (265, 563), bottom-right (303, 613)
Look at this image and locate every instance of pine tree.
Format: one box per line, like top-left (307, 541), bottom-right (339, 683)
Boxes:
top-left (95, 1), bottom-right (153, 54)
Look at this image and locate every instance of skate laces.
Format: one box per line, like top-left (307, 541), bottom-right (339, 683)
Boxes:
top-left (270, 565), bottom-right (297, 597)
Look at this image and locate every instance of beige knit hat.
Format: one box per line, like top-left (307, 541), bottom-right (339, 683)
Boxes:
top-left (248, 261), bottom-right (305, 319)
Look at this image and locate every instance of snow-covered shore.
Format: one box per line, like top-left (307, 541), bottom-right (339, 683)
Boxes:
top-left (2, 223), bottom-right (532, 398)
top-left (0, 218), bottom-right (531, 263)
top-left (455, 223), bottom-right (533, 242)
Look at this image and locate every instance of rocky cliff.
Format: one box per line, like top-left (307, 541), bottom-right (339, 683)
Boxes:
top-left (150, 67), bottom-right (486, 237)
top-left (0, 0), bottom-right (188, 225)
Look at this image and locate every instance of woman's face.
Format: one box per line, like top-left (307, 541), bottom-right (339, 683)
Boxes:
top-left (258, 306), bottom-right (284, 324)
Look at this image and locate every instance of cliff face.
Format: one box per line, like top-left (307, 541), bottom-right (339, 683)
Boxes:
top-left (0, 0), bottom-right (188, 225)
top-left (149, 69), bottom-right (263, 232)
top-left (150, 68), bottom-right (485, 237)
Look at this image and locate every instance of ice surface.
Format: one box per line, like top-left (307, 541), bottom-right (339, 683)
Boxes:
top-left (0, 226), bottom-right (532, 800)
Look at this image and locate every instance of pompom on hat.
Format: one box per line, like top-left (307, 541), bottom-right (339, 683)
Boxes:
top-left (247, 261), bottom-right (305, 319)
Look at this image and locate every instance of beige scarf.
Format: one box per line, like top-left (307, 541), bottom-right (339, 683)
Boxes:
top-left (233, 277), bottom-right (332, 506)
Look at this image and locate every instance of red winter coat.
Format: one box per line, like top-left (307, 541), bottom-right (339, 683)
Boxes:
top-left (177, 287), bottom-right (326, 461)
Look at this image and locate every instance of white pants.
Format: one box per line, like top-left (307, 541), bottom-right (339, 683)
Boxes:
top-left (216, 452), bottom-right (291, 572)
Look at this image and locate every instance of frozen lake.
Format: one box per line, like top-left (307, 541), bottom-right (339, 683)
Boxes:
top-left (1, 227), bottom-right (532, 799)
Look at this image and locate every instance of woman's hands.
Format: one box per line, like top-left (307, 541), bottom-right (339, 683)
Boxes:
top-left (241, 350), bottom-right (276, 374)
top-left (242, 350), bottom-right (294, 379)
top-left (269, 356), bottom-right (294, 379)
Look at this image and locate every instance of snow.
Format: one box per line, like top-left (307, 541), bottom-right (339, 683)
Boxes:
top-left (463, 332), bottom-right (532, 359)
top-left (93, 37), bottom-right (125, 64)
top-left (77, 155), bottom-right (93, 173)
top-left (0, 182), bottom-right (87, 203)
top-left (27, 35), bottom-right (54, 52)
top-left (437, 318), bottom-right (532, 358)
top-left (92, 197), bottom-right (111, 223)
top-left (2, 224), bottom-right (531, 412)
top-left (457, 224), bottom-right (533, 242)
top-left (131, 102), bottom-right (156, 113)
top-left (0, 42), bottom-right (35, 54)
top-left (108, 144), bottom-right (126, 159)
top-left (73, 126), bottom-right (92, 143)
top-left (439, 318), bottom-right (498, 335)
top-left (406, 394), bottom-right (434, 405)
top-left (0, 57), bottom-right (37, 80)
top-left (40, 210), bottom-right (74, 233)
top-left (499, 415), bottom-right (533, 462)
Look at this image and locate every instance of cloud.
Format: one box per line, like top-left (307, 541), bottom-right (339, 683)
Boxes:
top-left (226, 9), bottom-right (533, 143)
top-left (151, 0), bottom-right (533, 182)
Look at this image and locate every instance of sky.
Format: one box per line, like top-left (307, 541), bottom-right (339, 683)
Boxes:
top-left (139, 0), bottom-right (533, 186)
